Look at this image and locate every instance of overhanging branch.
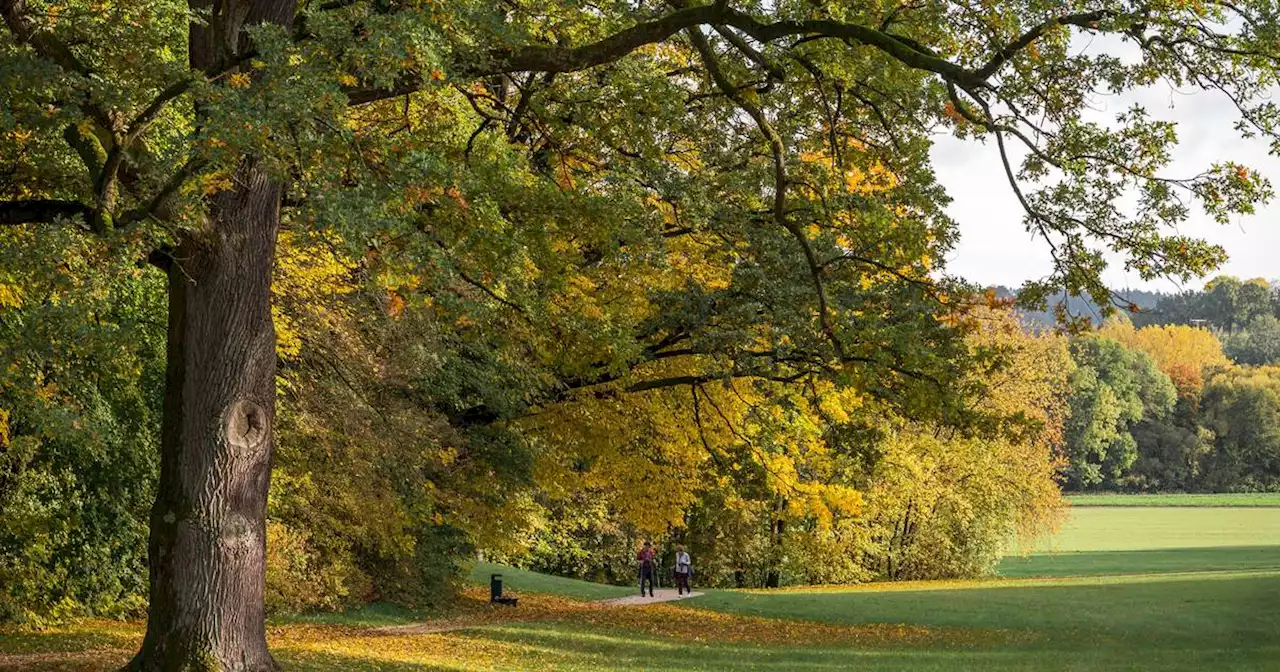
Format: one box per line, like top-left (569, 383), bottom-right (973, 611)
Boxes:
top-left (0, 199), bottom-right (92, 226)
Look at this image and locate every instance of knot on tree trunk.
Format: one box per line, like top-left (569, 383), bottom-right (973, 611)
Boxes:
top-left (224, 399), bottom-right (268, 456)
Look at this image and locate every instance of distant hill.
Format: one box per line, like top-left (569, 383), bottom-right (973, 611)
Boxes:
top-left (990, 286), bottom-right (1170, 329)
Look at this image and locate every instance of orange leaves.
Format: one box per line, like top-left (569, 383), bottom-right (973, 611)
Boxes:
top-left (444, 185), bottom-right (469, 210)
top-left (942, 100), bottom-right (966, 123)
top-left (387, 291), bottom-right (406, 318)
top-left (35, 382), bottom-right (59, 402)
top-left (402, 184), bottom-right (469, 211)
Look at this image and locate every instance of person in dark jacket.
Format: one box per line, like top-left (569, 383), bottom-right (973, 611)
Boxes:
top-left (637, 540), bottom-right (656, 597)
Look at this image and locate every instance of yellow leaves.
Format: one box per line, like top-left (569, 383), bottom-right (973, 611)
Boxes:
top-left (1096, 318), bottom-right (1228, 397)
top-left (817, 385), bottom-right (864, 424)
top-left (0, 408), bottom-right (8, 448)
top-left (0, 282), bottom-right (22, 308)
top-left (663, 143), bottom-right (703, 171)
top-left (4, 128), bottom-right (33, 145)
top-left (272, 231), bottom-right (357, 360)
top-left (665, 236), bottom-right (732, 291)
top-left (337, 73), bottom-right (359, 87)
top-left (273, 304), bottom-right (303, 359)
top-left (823, 484), bottom-right (864, 517)
top-left (201, 172), bottom-right (233, 196)
top-left (228, 72), bottom-right (252, 88)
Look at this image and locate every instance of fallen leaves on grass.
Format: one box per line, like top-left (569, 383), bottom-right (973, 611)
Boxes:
top-left (368, 587), bottom-right (1029, 648)
top-left (0, 588), bottom-right (1032, 670)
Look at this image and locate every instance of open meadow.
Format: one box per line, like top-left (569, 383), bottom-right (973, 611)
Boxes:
top-left (4, 494), bottom-right (1278, 671)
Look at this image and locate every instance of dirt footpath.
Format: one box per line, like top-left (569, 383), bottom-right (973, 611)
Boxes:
top-left (596, 588), bottom-right (704, 606)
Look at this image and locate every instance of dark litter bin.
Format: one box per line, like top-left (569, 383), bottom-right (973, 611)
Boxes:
top-left (490, 573), bottom-right (518, 607)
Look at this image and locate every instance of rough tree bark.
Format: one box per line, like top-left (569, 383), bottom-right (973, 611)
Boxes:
top-left (127, 1), bottom-right (294, 669)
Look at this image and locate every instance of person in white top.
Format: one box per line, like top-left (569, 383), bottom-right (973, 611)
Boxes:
top-left (674, 544), bottom-right (692, 595)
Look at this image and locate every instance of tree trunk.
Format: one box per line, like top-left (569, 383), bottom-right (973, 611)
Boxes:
top-left (125, 2), bottom-right (295, 669)
top-left (128, 166), bottom-right (282, 672)
top-left (764, 511), bottom-right (784, 589)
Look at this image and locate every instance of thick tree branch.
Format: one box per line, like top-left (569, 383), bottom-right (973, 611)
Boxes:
top-left (974, 10), bottom-right (1113, 80)
top-left (350, 4), bottom-right (989, 104)
top-left (0, 199), bottom-right (92, 225)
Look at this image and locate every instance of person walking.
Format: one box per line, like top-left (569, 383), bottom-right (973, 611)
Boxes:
top-left (674, 544), bottom-right (692, 596)
top-left (637, 540), bottom-right (656, 597)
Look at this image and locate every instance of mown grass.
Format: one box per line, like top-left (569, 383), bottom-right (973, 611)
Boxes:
top-left (273, 601), bottom-right (430, 628)
top-left (468, 561), bottom-right (634, 601)
top-left (1026, 506), bottom-right (1280, 552)
top-left (1068, 492), bottom-right (1280, 507)
top-left (998, 545), bottom-right (1280, 578)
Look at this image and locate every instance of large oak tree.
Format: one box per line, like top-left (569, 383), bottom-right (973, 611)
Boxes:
top-left (3, 0), bottom-right (1280, 668)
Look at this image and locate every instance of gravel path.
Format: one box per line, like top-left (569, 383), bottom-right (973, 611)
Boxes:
top-left (596, 588), bottom-right (704, 606)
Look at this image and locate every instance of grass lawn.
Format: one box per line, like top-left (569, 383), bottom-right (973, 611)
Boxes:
top-left (5, 504), bottom-right (1280, 670)
top-left (997, 545), bottom-right (1280, 577)
top-left (1068, 492), bottom-right (1280, 507)
top-left (467, 561), bottom-right (634, 601)
top-left (1024, 506), bottom-right (1280, 552)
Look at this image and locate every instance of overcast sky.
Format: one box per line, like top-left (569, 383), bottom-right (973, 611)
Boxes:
top-left (933, 45), bottom-right (1280, 293)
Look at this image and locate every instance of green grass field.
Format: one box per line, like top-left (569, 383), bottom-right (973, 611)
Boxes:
top-left (1068, 492), bottom-right (1280, 507)
top-left (1026, 506), bottom-right (1280, 552)
top-left (468, 561), bottom-right (634, 601)
top-left (5, 498), bottom-right (1280, 670)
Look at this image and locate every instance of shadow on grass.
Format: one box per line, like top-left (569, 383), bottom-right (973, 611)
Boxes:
top-left (691, 571), bottom-right (1280, 652)
top-left (997, 545), bottom-right (1280, 578)
top-left (364, 622), bottom-right (1279, 672)
top-left (272, 601), bottom-right (432, 628)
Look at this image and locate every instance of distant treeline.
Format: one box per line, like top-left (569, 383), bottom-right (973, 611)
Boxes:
top-left (1033, 277), bottom-right (1280, 493)
top-left (997, 277), bottom-right (1280, 368)
top-left (991, 286), bottom-right (1166, 327)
